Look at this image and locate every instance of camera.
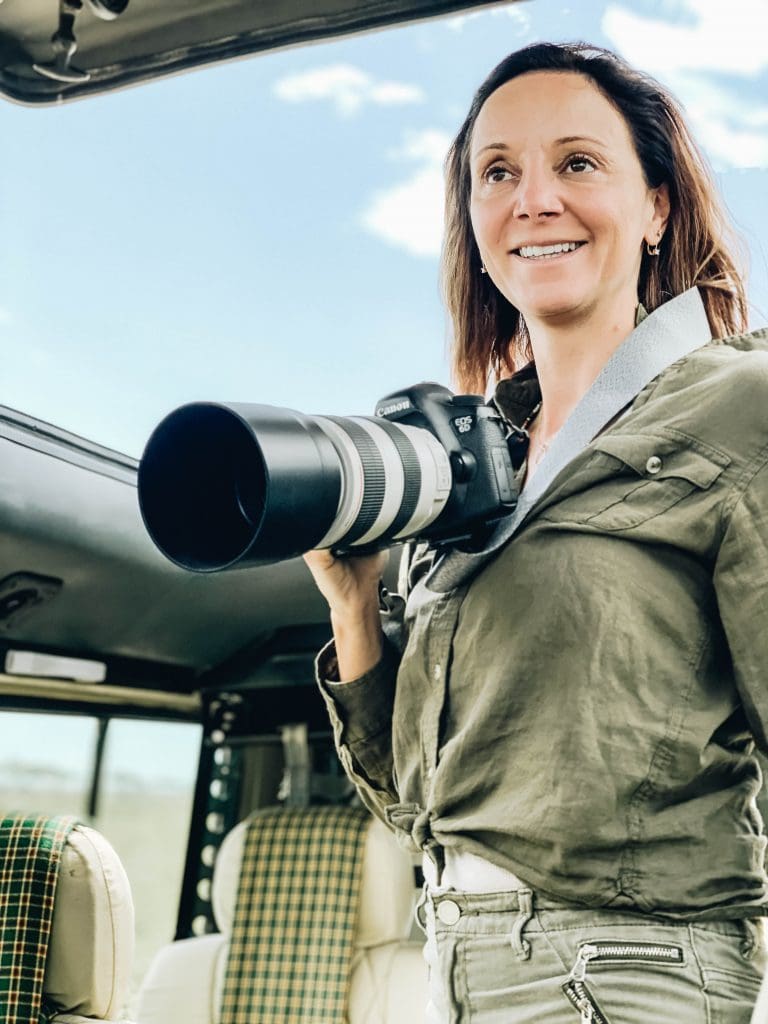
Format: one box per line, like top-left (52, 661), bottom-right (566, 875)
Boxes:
top-left (138, 382), bottom-right (522, 572)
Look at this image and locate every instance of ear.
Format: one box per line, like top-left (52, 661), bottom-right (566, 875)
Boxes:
top-left (646, 182), bottom-right (671, 245)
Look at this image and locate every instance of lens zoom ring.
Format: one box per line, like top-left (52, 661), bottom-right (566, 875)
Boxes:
top-left (360, 417), bottom-right (422, 537)
top-left (327, 417), bottom-right (387, 544)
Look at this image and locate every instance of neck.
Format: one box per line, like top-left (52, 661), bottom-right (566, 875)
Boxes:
top-left (526, 298), bottom-right (638, 437)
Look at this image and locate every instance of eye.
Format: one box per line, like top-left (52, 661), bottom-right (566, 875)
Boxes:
top-left (563, 153), bottom-right (596, 174)
top-left (482, 163), bottom-right (515, 184)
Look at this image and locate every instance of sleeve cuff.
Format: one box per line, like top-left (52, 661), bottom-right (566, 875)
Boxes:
top-left (316, 637), bottom-right (399, 743)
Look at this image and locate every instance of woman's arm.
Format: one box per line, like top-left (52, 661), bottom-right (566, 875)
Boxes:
top-left (304, 548), bottom-right (387, 680)
top-left (713, 455), bottom-right (768, 755)
top-left (305, 548), bottom-right (402, 816)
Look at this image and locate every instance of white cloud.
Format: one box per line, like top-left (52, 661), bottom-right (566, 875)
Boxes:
top-left (447, 5), bottom-right (532, 34)
top-left (602, 0), bottom-right (768, 76)
top-left (369, 82), bottom-right (423, 106)
top-left (361, 166), bottom-right (445, 257)
top-left (698, 120), bottom-right (768, 169)
top-left (388, 129), bottom-right (452, 164)
top-left (667, 74), bottom-right (768, 169)
top-left (361, 130), bottom-right (451, 258)
top-left (603, 1), bottom-right (768, 170)
top-left (273, 64), bottom-right (424, 116)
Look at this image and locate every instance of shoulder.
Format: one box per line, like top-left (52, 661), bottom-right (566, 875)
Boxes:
top-left (686, 328), bottom-right (768, 391)
top-left (660, 328), bottom-right (768, 413)
top-left (637, 328), bottom-right (768, 464)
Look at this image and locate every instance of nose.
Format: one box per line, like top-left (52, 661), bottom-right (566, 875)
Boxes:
top-left (512, 165), bottom-right (564, 220)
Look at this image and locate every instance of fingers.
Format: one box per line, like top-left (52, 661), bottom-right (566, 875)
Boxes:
top-left (303, 548), bottom-right (338, 572)
top-left (303, 547), bottom-right (389, 612)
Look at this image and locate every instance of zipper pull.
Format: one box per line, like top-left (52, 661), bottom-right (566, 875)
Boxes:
top-left (569, 943), bottom-right (599, 983)
top-left (579, 998), bottom-right (594, 1024)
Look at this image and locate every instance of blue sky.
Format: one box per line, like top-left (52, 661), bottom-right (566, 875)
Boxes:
top-left (0, 0), bottom-right (766, 466)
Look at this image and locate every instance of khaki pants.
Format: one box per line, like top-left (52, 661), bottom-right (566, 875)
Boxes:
top-left (416, 886), bottom-right (767, 1023)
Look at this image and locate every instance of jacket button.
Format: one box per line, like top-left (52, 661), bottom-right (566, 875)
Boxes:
top-left (436, 899), bottom-right (461, 925)
top-left (645, 455), bottom-right (663, 475)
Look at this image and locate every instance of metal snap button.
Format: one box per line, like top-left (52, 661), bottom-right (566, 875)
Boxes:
top-left (645, 455), bottom-right (663, 475)
top-left (436, 899), bottom-right (461, 925)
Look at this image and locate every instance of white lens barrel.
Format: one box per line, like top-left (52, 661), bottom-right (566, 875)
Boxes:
top-left (389, 424), bottom-right (451, 540)
top-left (312, 416), bottom-right (367, 548)
top-left (346, 417), bottom-right (413, 546)
top-left (312, 415), bottom-right (452, 551)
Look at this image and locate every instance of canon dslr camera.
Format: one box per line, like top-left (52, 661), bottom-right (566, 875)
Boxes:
top-left (138, 382), bottom-right (523, 571)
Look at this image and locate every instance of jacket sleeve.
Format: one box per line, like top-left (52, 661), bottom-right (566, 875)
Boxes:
top-left (713, 456), bottom-right (768, 755)
top-left (314, 541), bottom-right (436, 820)
top-left (316, 634), bottom-right (401, 821)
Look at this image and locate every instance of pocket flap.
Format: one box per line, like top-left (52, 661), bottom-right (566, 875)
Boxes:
top-left (592, 432), bottom-right (728, 490)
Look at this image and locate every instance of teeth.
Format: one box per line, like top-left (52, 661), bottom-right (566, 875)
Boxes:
top-left (518, 241), bottom-right (581, 259)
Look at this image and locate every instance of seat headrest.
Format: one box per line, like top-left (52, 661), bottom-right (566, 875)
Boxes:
top-left (212, 811), bottom-right (415, 948)
top-left (44, 824), bottom-right (135, 1020)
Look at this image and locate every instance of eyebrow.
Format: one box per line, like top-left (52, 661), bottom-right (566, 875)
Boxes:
top-left (473, 135), bottom-right (606, 157)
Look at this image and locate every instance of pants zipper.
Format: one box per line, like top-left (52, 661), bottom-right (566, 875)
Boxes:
top-left (562, 979), bottom-right (607, 1024)
top-left (562, 940), bottom-right (685, 1022)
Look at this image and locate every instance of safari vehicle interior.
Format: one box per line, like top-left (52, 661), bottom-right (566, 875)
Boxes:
top-left (1, 0), bottom-right (768, 1022)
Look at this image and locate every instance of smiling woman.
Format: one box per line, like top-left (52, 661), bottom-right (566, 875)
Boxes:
top-left (305, 40), bottom-right (768, 1024)
top-left (444, 42), bottom-right (747, 397)
top-left (467, 69), bottom-right (672, 463)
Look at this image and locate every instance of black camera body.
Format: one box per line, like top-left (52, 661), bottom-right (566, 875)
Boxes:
top-left (138, 382), bottom-right (522, 572)
top-left (368, 382), bottom-right (519, 550)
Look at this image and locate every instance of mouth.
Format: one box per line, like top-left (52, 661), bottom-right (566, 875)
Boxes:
top-left (511, 241), bottom-right (587, 260)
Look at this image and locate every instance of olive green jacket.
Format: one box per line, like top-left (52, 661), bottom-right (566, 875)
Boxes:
top-left (318, 298), bottom-right (768, 920)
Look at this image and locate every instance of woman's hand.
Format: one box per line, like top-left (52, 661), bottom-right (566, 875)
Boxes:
top-left (303, 548), bottom-right (389, 682)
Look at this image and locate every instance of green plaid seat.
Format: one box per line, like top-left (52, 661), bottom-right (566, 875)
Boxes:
top-left (0, 814), bottom-right (78, 1024)
top-left (220, 805), bottom-right (371, 1024)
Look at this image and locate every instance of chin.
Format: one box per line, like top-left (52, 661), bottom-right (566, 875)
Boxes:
top-left (522, 295), bottom-right (591, 324)
top-left (505, 278), bottom-right (591, 319)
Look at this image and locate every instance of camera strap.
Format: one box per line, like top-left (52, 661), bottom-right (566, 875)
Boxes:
top-left (426, 287), bottom-right (713, 593)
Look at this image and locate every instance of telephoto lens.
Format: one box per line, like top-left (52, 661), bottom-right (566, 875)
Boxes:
top-left (138, 400), bottom-right (453, 571)
top-left (139, 383), bottom-right (520, 572)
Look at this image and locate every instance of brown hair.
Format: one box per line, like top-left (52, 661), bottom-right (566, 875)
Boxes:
top-left (442, 42), bottom-right (748, 395)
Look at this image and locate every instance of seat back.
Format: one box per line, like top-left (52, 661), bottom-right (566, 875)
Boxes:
top-left (220, 805), bottom-right (370, 1023)
top-left (0, 814), bottom-right (135, 1024)
top-left (137, 807), bottom-right (427, 1024)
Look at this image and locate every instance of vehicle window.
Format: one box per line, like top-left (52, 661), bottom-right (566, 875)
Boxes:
top-left (0, 711), bottom-right (201, 1005)
top-left (0, 711), bottom-right (94, 815)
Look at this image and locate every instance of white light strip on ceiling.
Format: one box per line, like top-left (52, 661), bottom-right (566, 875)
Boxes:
top-left (5, 649), bottom-right (107, 683)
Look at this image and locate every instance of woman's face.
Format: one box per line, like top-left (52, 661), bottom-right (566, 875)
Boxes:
top-left (469, 71), bottom-right (669, 333)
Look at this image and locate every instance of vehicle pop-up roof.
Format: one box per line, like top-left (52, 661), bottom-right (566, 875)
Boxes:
top-left (0, 0), bottom-right (507, 105)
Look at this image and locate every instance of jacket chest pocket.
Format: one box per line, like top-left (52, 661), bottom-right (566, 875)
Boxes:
top-left (543, 432), bottom-right (729, 532)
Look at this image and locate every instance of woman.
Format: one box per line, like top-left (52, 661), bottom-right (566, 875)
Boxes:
top-left (305, 42), bottom-right (768, 1023)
